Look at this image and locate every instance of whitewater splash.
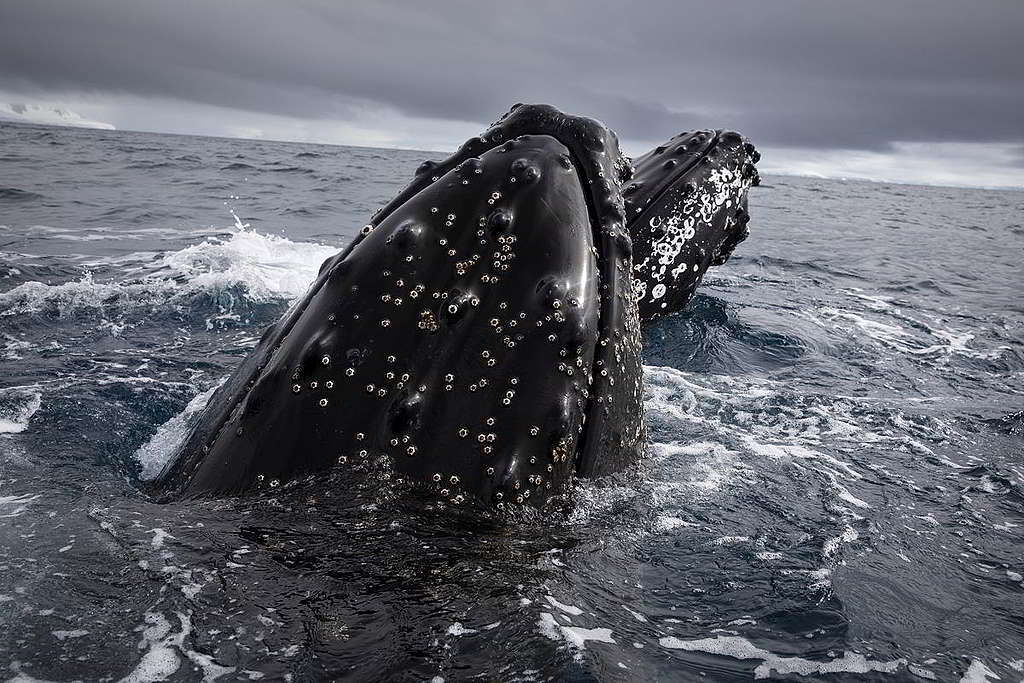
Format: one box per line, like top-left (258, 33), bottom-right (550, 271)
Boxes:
top-left (158, 228), bottom-right (335, 301)
top-left (0, 228), bottom-right (338, 317)
top-left (135, 382), bottom-right (222, 479)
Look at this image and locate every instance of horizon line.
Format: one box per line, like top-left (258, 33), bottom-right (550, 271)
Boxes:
top-left (2, 117), bottom-right (1021, 194)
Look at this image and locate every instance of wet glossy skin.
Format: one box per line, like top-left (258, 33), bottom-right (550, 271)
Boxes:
top-left (155, 105), bottom-right (645, 510)
top-left (625, 129), bottom-right (760, 323)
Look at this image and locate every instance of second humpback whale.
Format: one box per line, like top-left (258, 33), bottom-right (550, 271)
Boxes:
top-left (153, 104), bottom-right (759, 510)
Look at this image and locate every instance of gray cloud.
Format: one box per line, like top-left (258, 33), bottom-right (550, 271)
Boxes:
top-left (0, 0), bottom-right (1022, 152)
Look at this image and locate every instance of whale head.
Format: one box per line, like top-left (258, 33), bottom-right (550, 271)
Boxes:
top-left (155, 105), bottom-right (645, 511)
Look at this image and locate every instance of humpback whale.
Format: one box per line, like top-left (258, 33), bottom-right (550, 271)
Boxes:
top-left (624, 129), bottom-right (760, 323)
top-left (153, 104), bottom-right (759, 510)
top-left (155, 104), bottom-right (645, 510)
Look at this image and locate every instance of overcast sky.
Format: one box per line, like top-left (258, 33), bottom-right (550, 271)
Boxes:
top-left (1, 0), bottom-right (1022, 187)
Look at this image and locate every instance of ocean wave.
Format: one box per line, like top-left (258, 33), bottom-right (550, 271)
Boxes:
top-left (3, 223), bottom-right (199, 246)
top-left (125, 160), bottom-right (175, 170)
top-left (0, 187), bottom-right (44, 203)
top-left (658, 634), bottom-right (905, 678)
top-left (0, 228), bottom-right (337, 317)
top-left (263, 164), bottom-right (314, 174)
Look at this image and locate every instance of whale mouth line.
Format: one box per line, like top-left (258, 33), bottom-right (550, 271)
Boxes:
top-left (556, 140), bottom-right (612, 471)
top-left (635, 131), bottom-right (722, 215)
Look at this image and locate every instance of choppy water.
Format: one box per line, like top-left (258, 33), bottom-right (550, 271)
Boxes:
top-left (1, 121), bottom-right (1022, 682)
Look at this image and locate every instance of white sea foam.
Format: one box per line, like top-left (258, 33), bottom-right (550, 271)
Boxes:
top-left (446, 622), bottom-right (476, 636)
top-left (583, 362), bottom-right (951, 605)
top-left (545, 595), bottom-right (584, 616)
top-left (537, 612), bottom-right (616, 656)
top-left (659, 634), bottom-right (905, 679)
top-left (635, 364), bottom-right (919, 584)
top-left (959, 659), bottom-right (1000, 683)
top-left (622, 605), bottom-right (648, 623)
top-left (642, 365), bottom-right (870, 493)
top-left (823, 526), bottom-right (859, 559)
top-left (817, 306), bottom-right (1004, 361)
top-left (0, 271), bottom-right (179, 317)
top-left (908, 663), bottom-right (938, 679)
top-left (649, 441), bottom-right (750, 495)
top-left (120, 611), bottom-right (184, 683)
top-left (843, 288), bottom-right (896, 311)
top-left (119, 610), bottom-right (234, 683)
top-left (51, 629), bottom-right (88, 640)
top-left (147, 528), bottom-right (175, 549)
top-left (713, 535), bottom-right (751, 546)
top-left (655, 516), bottom-right (698, 531)
top-left (0, 388), bottom-right (42, 434)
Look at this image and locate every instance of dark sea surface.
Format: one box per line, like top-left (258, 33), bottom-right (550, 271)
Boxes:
top-left (0, 121), bottom-right (1022, 682)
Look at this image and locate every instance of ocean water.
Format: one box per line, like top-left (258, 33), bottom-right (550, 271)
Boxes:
top-left (0, 121), bottom-right (1022, 682)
